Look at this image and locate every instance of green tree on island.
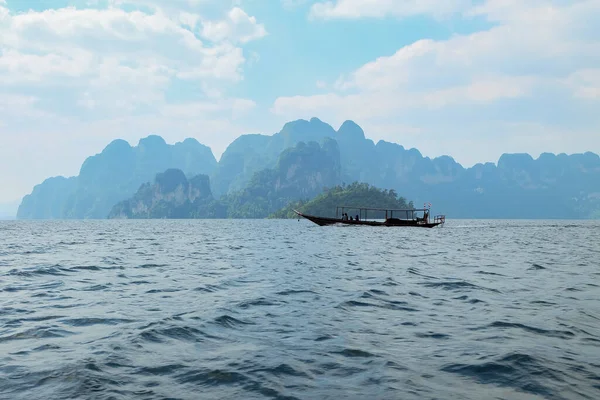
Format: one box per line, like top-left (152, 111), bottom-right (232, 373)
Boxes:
top-left (270, 182), bottom-right (414, 219)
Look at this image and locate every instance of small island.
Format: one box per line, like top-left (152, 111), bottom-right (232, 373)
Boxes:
top-left (271, 182), bottom-right (414, 219)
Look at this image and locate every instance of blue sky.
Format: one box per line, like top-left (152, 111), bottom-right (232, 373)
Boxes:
top-left (1, 0), bottom-right (599, 208)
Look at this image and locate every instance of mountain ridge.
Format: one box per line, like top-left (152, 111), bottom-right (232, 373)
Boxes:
top-left (17, 136), bottom-right (218, 219)
top-left (17, 118), bottom-right (600, 219)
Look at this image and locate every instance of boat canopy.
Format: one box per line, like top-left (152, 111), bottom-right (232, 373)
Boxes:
top-left (337, 206), bottom-right (430, 212)
top-left (335, 206), bottom-right (432, 222)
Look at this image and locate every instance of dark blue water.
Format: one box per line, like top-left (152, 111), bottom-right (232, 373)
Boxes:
top-left (1, 219), bottom-right (599, 399)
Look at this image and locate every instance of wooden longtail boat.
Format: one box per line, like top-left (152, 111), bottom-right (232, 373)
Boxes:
top-left (294, 206), bottom-right (445, 228)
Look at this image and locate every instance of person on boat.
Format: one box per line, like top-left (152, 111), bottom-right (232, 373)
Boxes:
top-left (349, 216), bottom-right (354, 221)
top-left (355, 214), bottom-right (359, 221)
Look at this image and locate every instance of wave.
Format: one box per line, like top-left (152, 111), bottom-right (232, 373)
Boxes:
top-left (60, 318), bottom-right (135, 327)
top-left (0, 326), bottom-right (76, 343)
top-left (136, 263), bottom-right (168, 269)
top-left (5, 265), bottom-right (69, 277)
top-left (441, 353), bottom-right (562, 398)
top-left (528, 263), bottom-right (547, 270)
top-left (415, 332), bottom-right (451, 340)
top-left (138, 326), bottom-right (209, 344)
top-left (420, 280), bottom-right (500, 292)
top-left (332, 348), bottom-right (377, 358)
top-left (275, 289), bottom-right (317, 296)
top-left (213, 315), bottom-right (253, 329)
top-left (252, 363), bottom-right (311, 378)
top-left (473, 321), bottom-right (575, 339)
top-left (237, 298), bottom-right (282, 309)
top-left (338, 299), bottom-right (419, 312)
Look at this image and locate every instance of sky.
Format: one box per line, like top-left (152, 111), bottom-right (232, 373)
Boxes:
top-left (1, 0), bottom-right (599, 208)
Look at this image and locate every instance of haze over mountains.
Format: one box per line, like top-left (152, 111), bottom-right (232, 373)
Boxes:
top-left (17, 118), bottom-right (600, 220)
top-left (18, 136), bottom-right (216, 219)
top-left (0, 200), bottom-right (19, 220)
top-left (106, 139), bottom-right (342, 220)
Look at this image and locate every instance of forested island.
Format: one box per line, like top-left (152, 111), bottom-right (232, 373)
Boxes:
top-left (271, 183), bottom-right (413, 219)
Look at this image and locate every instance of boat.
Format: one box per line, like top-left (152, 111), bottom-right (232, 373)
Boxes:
top-left (294, 206), bottom-right (445, 228)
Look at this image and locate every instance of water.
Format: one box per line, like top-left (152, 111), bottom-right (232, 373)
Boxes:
top-left (1, 219), bottom-right (599, 400)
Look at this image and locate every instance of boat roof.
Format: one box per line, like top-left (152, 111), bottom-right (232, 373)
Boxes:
top-left (336, 206), bottom-right (429, 212)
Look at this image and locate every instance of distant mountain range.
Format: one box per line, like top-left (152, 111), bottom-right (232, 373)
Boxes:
top-left (17, 118), bottom-right (600, 219)
top-left (18, 136), bottom-right (216, 219)
top-left (107, 139), bottom-right (342, 219)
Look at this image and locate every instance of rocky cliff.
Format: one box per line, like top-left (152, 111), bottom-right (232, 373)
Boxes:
top-left (212, 118), bottom-right (600, 218)
top-left (222, 138), bottom-right (342, 218)
top-left (108, 169), bottom-right (215, 219)
top-left (18, 136), bottom-right (217, 219)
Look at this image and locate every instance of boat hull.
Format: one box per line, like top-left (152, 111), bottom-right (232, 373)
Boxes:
top-left (294, 210), bottom-right (442, 228)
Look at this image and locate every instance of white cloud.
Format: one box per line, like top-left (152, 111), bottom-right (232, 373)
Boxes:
top-left (161, 98), bottom-right (256, 118)
top-left (282, 0), bottom-right (310, 10)
top-left (310, 0), bottom-right (470, 19)
top-left (0, 93), bottom-right (57, 119)
top-left (0, 1), bottom-right (268, 202)
top-left (107, 0), bottom-right (207, 12)
top-left (0, 93), bottom-right (38, 109)
top-left (0, 6), bottom-right (252, 85)
top-left (179, 11), bottom-right (200, 29)
top-left (275, 0), bottom-right (600, 166)
top-left (566, 69), bottom-right (600, 99)
top-left (0, 2), bottom-right (266, 111)
top-left (201, 7), bottom-right (267, 44)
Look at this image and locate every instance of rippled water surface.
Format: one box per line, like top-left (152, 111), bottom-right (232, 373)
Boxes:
top-left (1, 219), bottom-right (599, 399)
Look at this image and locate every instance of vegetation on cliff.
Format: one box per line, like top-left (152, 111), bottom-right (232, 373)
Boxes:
top-left (108, 139), bottom-right (343, 219)
top-left (108, 169), bottom-right (217, 219)
top-left (217, 139), bottom-right (341, 218)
